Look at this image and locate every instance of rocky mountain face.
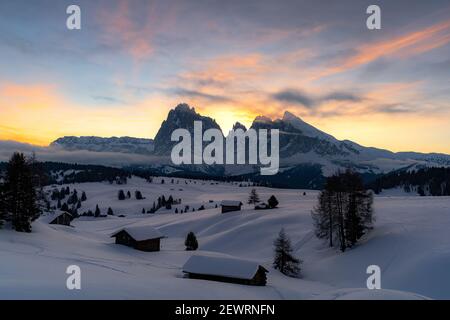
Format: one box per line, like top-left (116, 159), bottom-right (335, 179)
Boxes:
top-left (153, 103), bottom-right (222, 155)
top-left (250, 112), bottom-right (351, 158)
top-left (50, 103), bottom-right (450, 187)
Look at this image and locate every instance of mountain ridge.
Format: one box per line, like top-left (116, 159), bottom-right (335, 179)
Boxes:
top-left (48, 103), bottom-right (450, 183)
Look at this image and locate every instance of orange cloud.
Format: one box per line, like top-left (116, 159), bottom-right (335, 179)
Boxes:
top-left (181, 53), bottom-right (267, 86)
top-left (97, 0), bottom-right (179, 61)
top-left (98, 0), bottom-right (153, 60)
top-left (0, 84), bottom-right (59, 110)
top-left (318, 19), bottom-right (450, 79)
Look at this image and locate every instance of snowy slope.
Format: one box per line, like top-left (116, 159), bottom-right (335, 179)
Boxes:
top-left (0, 177), bottom-right (449, 299)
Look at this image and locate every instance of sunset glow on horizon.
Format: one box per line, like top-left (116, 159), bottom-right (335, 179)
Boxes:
top-left (1, 0), bottom-right (449, 153)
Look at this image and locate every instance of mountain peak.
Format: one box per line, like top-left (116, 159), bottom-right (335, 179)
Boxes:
top-left (174, 103), bottom-right (196, 114)
top-left (282, 110), bottom-right (300, 121)
top-left (253, 115), bottom-right (272, 123)
top-left (280, 110), bottom-right (336, 141)
top-left (232, 122), bottom-right (247, 131)
top-left (153, 103), bottom-right (222, 155)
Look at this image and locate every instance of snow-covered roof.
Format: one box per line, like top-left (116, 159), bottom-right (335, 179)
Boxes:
top-left (111, 225), bottom-right (164, 241)
top-left (182, 254), bottom-right (267, 280)
top-left (220, 200), bottom-right (242, 207)
top-left (39, 211), bottom-right (72, 224)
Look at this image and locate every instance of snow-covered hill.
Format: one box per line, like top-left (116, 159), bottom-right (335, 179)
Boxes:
top-left (1, 177), bottom-right (449, 299)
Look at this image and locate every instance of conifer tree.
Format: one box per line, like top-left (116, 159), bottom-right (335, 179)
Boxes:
top-left (60, 187), bottom-right (66, 199)
top-left (185, 231), bottom-right (199, 251)
top-left (118, 190), bottom-right (126, 200)
top-left (95, 205), bottom-right (101, 217)
top-left (2, 153), bottom-right (41, 232)
top-left (268, 195), bottom-right (279, 208)
top-left (135, 190), bottom-right (144, 200)
top-left (248, 188), bottom-right (260, 204)
top-left (273, 228), bottom-right (301, 277)
top-left (157, 197), bottom-right (162, 209)
top-left (61, 202), bottom-right (69, 212)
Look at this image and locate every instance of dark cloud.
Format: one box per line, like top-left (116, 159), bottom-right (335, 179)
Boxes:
top-left (322, 92), bottom-right (362, 102)
top-left (272, 89), bottom-right (362, 107)
top-left (172, 88), bottom-right (232, 102)
top-left (272, 89), bottom-right (315, 108)
top-left (376, 104), bottom-right (415, 114)
top-left (360, 58), bottom-right (392, 79)
top-left (92, 95), bottom-right (128, 105)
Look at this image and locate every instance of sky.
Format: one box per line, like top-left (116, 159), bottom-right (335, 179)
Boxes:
top-left (0, 0), bottom-right (449, 153)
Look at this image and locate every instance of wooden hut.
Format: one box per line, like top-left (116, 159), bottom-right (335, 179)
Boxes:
top-left (182, 254), bottom-right (268, 286)
top-left (111, 226), bottom-right (164, 252)
top-left (220, 200), bottom-right (243, 213)
top-left (40, 211), bottom-right (72, 226)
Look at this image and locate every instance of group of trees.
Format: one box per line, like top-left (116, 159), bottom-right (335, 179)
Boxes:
top-left (0, 153), bottom-right (43, 232)
top-left (40, 162), bottom-right (129, 185)
top-left (369, 167), bottom-right (450, 196)
top-left (174, 204), bottom-right (199, 214)
top-left (312, 170), bottom-right (374, 252)
top-left (80, 204), bottom-right (113, 217)
top-left (118, 190), bottom-right (146, 201)
top-left (52, 186), bottom-right (87, 202)
top-left (273, 170), bottom-right (373, 277)
top-left (145, 195), bottom-right (180, 213)
top-left (248, 189), bottom-right (279, 210)
top-left (52, 187), bottom-right (87, 216)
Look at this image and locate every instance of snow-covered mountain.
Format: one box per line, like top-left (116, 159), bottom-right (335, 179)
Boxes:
top-left (51, 136), bottom-right (154, 155)
top-left (49, 103), bottom-right (450, 187)
top-left (249, 111), bottom-right (450, 176)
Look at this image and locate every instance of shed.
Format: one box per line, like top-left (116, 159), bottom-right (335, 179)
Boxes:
top-left (220, 200), bottom-right (243, 213)
top-left (40, 211), bottom-right (72, 226)
top-left (111, 225), bottom-right (164, 252)
top-left (182, 254), bottom-right (268, 286)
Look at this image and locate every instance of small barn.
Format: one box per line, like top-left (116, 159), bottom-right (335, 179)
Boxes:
top-left (220, 200), bottom-right (243, 213)
top-left (182, 254), bottom-right (268, 286)
top-left (40, 211), bottom-right (72, 226)
top-left (111, 226), bottom-right (164, 252)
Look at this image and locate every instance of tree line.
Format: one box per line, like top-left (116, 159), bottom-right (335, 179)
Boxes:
top-left (368, 167), bottom-right (450, 196)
